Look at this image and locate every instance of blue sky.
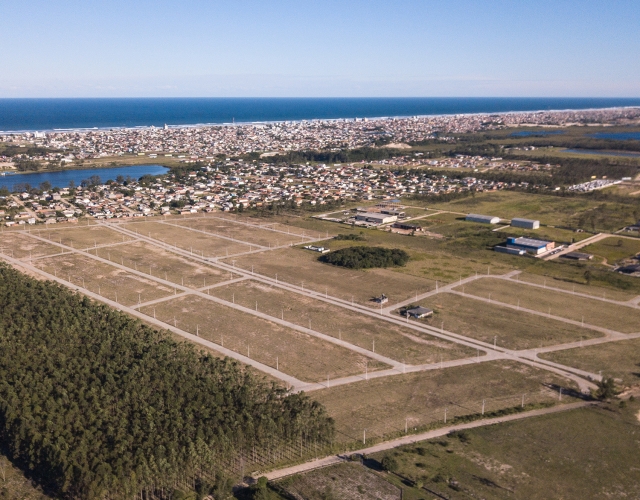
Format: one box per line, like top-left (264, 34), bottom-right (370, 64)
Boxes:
top-left (1, 0), bottom-right (639, 97)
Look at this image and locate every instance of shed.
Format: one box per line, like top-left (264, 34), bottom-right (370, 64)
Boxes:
top-left (511, 218), bottom-right (540, 230)
top-left (466, 213), bottom-right (500, 224)
top-left (405, 306), bottom-right (433, 319)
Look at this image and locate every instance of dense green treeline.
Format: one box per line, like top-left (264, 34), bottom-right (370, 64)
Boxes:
top-left (0, 265), bottom-right (334, 499)
top-left (320, 247), bottom-right (409, 269)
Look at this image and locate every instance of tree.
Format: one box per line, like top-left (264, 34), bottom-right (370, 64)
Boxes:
top-left (595, 376), bottom-right (617, 400)
top-left (584, 270), bottom-right (592, 285)
top-left (381, 454), bottom-right (399, 473)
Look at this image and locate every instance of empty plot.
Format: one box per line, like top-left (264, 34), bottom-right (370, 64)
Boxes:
top-left (456, 278), bottom-right (640, 333)
top-left (581, 237), bottom-right (640, 264)
top-left (0, 233), bottom-right (62, 260)
top-left (410, 292), bottom-right (600, 350)
top-left (31, 225), bottom-right (136, 248)
top-left (209, 280), bottom-right (474, 365)
top-left (541, 338), bottom-right (640, 386)
top-left (37, 254), bottom-right (175, 306)
top-left (119, 220), bottom-right (252, 257)
top-left (514, 272), bottom-right (637, 302)
top-left (225, 248), bottom-right (434, 308)
top-left (313, 361), bottom-right (578, 443)
top-left (175, 217), bottom-right (306, 247)
top-left (141, 295), bottom-right (388, 383)
top-left (94, 241), bottom-right (239, 288)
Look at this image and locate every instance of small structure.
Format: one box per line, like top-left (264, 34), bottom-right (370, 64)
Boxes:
top-left (303, 245), bottom-right (330, 254)
top-left (562, 252), bottom-right (593, 261)
top-left (405, 306), bottom-right (433, 319)
top-left (373, 294), bottom-right (388, 304)
top-left (511, 218), bottom-right (540, 230)
top-left (466, 213), bottom-right (500, 224)
top-left (505, 237), bottom-right (555, 255)
top-left (616, 264), bottom-right (640, 276)
top-left (355, 212), bottom-right (397, 225)
top-left (391, 222), bottom-right (423, 232)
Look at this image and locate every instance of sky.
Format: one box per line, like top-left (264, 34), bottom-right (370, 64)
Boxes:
top-left (1, 0), bottom-right (639, 98)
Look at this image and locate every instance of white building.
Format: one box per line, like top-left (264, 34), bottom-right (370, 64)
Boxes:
top-left (466, 213), bottom-right (500, 224)
top-left (511, 218), bottom-right (540, 230)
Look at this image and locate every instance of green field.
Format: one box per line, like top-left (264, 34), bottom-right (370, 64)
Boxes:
top-left (581, 236), bottom-right (640, 265)
top-left (369, 401), bottom-right (640, 500)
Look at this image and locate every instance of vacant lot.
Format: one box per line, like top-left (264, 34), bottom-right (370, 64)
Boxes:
top-left (541, 337), bottom-right (640, 386)
top-left (176, 216), bottom-right (319, 247)
top-left (455, 278), bottom-right (640, 333)
top-left (313, 361), bottom-right (578, 443)
top-left (94, 241), bottom-right (239, 288)
top-left (142, 295), bottom-right (387, 383)
top-left (514, 271), bottom-right (638, 301)
top-left (31, 224), bottom-right (136, 248)
top-left (119, 220), bottom-right (252, 257)
top-left (0, 232), bottom-right (62, 260)
top-left (370, 402), bottom-right (640, 500)
top-left (210, 280), bottom-right (474, 365)
top-left (277, 462), bottom-right (400, 500)
top-left (37, 253), bottom-right (175, 306)
top-left (409, 292), bottom-right (600, 350)
top-left (582, 236), bottom-right (640, 265)
top-left (224, 247), bottom-right (434, 308)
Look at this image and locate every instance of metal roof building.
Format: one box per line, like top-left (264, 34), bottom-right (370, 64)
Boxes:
top-left (466, 213), bottom-right (500, 224)
top-left (511, 218), bottom-right (540, 229)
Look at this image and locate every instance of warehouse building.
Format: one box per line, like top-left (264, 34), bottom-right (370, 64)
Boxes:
top-left (505, 237), bottom-right (555, 255)
top-left (511, 218), bottom-right (540, 229)
top-left (355, 212), bottom-right (397, 224)
top-left (466, 213), bottom-right (500, 224)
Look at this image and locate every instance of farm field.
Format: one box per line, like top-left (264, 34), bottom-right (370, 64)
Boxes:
top-left (370, 401), bottom-right (640, 500)
top-left (225, 247), bottom-right (435, 308)
top-left (276, 462), bottom-right (400, 500)
top-left (0, 232), bottom-right (64, 260)
top-left (454, 278), bottom-right (640, 333)
top-left (540, 337), bottom-right (640, 386)
top-left (30, 224), bottom-right (136, 248)
top-left (93, 241), bottom-right (240, 288)
top-left (312, 361), bottom-right (579, 443)
top-left (37, 253), bottom-right (175, 306)
top-left (140, 294), bottom-right (388, 383)
top-left (118, 220), bottom-right (252, 256)
top-left (409, 292), bottom-right (600, 350)
top-left (209, 280), bottom-right (475, 365)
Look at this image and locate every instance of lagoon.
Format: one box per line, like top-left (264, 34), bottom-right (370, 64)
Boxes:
top-left (0, 164), bottom-right (169, 192)
top-left (562, 148), bottom-right (640, 158)
top-left (589, 132), bottom-right (640, 141)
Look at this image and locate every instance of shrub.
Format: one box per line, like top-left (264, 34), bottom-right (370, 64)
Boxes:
top-left (319, 246), bottom-right (409, 269)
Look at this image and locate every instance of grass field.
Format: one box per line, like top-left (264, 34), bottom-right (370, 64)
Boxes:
top-left (209, 280), bottom-right (475, 365)
top-left (541, 337), bottom-right (640, 386)
top-left (30, 225), bottom-right (136, 248)
top-left (409, 292), bottom-right (600, 350)
top-left (140, 294), bottom-right (388, 383)
top-left (581, 236), bottom-right (640, 265)
top-left (119, 220), bottom-right (252, 257)
top-left (225, 247), bottom-right (434, 308)
top-left (94, 241), bottom-right (239, 288)
top-left (37, 253), bottom-right (175, 306)
top-left (454, 278), bottom-right (640, 333)
top-left (495, 225), bottom-right (591, 244)
top-left (276, 462), bottom-right (400, 500)
top-left (369, 401), bottom-right (640, 500)
top-left (312, 361), bottom-right (578, 443)
top-left (514, 271), bottom-right (638, 301)
top-left (0, 233), bottom-right (63, 260)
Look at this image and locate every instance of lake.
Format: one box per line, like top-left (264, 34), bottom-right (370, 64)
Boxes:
top-left (0, 165), bottom-right (169, 192)
top-left (562, 149), bottom-right (640, 158)
top-left (589, 132), bottom-right (640, 141)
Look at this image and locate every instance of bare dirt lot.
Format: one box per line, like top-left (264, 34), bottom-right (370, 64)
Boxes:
top-left (141, 294), bottom-right (388, 383)
top-left (0, 232), bottom-right (65, 260)
top-left (31, 224), bottom-right (137, 248)
top-left (209, 280), bottom-right (475, 365)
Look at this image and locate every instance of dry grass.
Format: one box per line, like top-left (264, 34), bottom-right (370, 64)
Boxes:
top-left (0, 232), bottom-right (63, 260)
top-left (541, 338), bottom-right (640, 386)
top-left (118, 220), bottom-right (252, 257)
top-left (223, 247), bottom-right (434, 308)
top-left (37, 253), bottom-right (175, 307)
top-left (30, 225), bottom-right (136, 248)
top-left (141, 295), bottom-right (388, 383)
top-left (409, 292), bottom-right (602, 350)
top-left (278, 462), bottom-right (400, 500)
top-left (209, 280), bottom-right (475, 365)
top-left (455, 278), bottom-right (640, 334)
top-left (313, 360), bottom-right (579, 443)
top-left (582, 236), bottom-right (640, 265)
top-left (514, 272), bottom-right (638, 301)
top-left (93, 241), bottom-right (240, 288)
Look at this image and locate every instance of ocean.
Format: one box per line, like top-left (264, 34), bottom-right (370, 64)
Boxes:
top-left (1, 98), bottom-right (640, 132)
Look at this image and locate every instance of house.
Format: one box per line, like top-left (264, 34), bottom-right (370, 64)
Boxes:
top-left (405, 306), bottom-right (433, 318)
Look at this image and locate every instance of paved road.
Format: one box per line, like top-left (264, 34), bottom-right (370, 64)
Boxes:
top-left (262, 401), bottom-right (595, 480)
